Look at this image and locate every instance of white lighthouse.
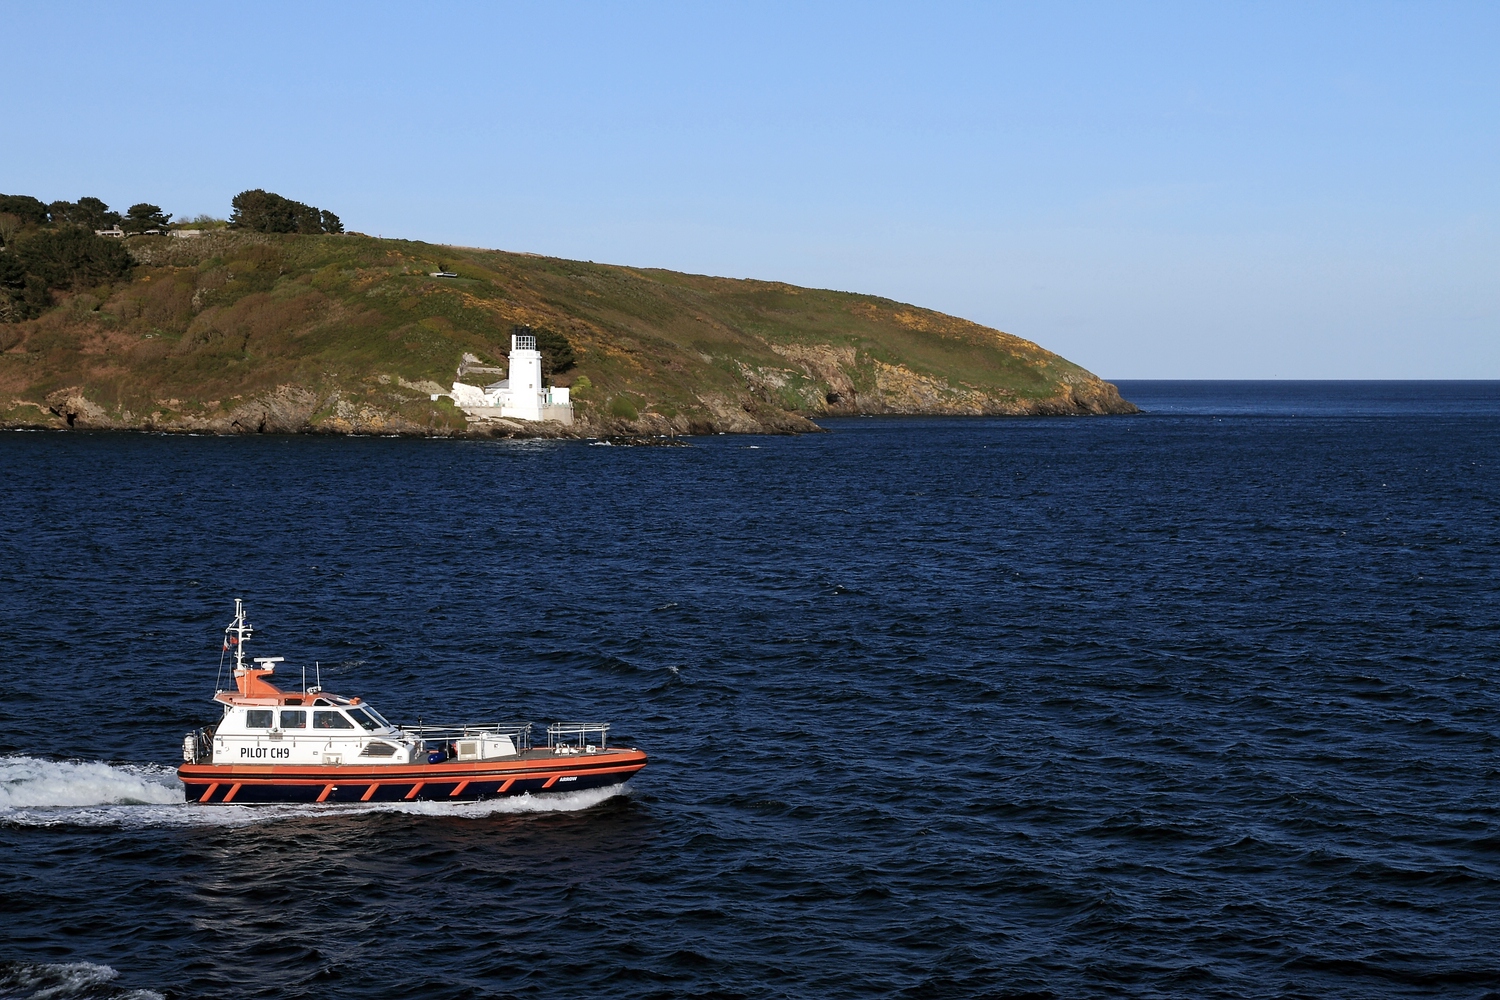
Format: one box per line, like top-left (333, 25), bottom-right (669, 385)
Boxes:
top-left (439, 329), bottom-right (573, 424)
top-left (500, 331), bottom-right (544, 421)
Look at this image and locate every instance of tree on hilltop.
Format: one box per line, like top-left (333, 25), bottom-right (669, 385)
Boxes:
top-left (230, 189), bottom-right (342, 234)
top-left (122, 203), bottom-right (172, 234)
top-left (0, 195), bottom-right (50, 227)
top-left (0, 192), bottom-right (166, 324)
top-left (48, 197), bottom-right (121, 231)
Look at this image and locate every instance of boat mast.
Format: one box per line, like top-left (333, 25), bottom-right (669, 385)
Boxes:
top-left (227, 599), bottom-right (253, 677)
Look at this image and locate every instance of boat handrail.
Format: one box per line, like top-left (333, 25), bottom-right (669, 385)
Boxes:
top-left (400, 722), bottom-right (535, 750)
top-left (546, 721), bottom-right (610, 750)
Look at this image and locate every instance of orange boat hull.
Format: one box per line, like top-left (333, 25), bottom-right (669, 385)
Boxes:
top-left (177, 749), bottom-right (647, 804)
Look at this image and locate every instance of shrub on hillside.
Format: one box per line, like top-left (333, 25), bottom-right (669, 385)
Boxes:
top-left (0, 253), bottom-right (29, 318)
top-left (0, 253), bottom-right (53, 323)
top-left (229, 189), bottom-right (342, 235)
top-left (0, 192), bottom-right (183, 323)
top-left (1, 228), bottom-right (132, 321)
top-left (513, 324), bottom-right (576, 379)
top-left (15, 227), bottom-right (134, 290)
top-left (0, 213), bottom-right (21, 249)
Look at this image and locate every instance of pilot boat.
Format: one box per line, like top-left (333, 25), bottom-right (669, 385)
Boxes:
top-left (178, 601), bottom-right (647, 804)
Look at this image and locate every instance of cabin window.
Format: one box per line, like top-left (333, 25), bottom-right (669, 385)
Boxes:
top-left (281, 710), bottom-right (307, 729)
top-left (350, 708), bottom-right (383, 731)
top-left (314, 711), bottom-right (354, 730)
top-left (245, 710), bottom-right (273, 729)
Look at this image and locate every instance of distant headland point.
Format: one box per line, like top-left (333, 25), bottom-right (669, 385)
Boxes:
top-left (0, 189), bottom-right (1137, 438)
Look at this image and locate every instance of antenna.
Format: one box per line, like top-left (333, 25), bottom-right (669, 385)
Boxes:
top-left (302, 663), bottom-right (307, 693)
top-left (225, 600), bottom-right (254, 676)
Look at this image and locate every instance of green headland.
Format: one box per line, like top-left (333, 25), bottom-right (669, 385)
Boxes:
top-left (1, 196), bottom-right (1136, 436)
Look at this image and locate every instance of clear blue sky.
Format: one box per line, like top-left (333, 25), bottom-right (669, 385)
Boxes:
top-left (4, 2), bottom-right (1496, 378)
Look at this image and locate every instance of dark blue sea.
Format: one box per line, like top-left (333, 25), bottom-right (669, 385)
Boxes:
top-left (3, 380), bottom-right (1500, 1000)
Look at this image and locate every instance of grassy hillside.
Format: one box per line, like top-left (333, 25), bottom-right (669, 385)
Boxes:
top-left (0, 231), bottom-right (1135, 435)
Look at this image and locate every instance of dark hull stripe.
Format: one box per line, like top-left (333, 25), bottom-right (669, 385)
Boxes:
top-left (179, 754), bottom-right (644, 783)
top-left (179, 767), bottom-right (635, 804)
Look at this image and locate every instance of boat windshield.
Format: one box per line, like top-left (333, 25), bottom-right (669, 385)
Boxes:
top-left (349, 708), bottom-right (384, 731)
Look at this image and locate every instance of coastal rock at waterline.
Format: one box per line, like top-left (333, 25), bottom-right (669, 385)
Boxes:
top-left (45, 387), bottom-right (111, 429)
top-left (224, 386), bottom-right (320, 434)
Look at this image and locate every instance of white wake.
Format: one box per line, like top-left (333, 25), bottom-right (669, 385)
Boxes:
top-left (0, 755), bottom-right (630, 828)
top-left (0, 757), bottom-right (180, 808)
top-left (0, 961), bottom-right (163, 1000)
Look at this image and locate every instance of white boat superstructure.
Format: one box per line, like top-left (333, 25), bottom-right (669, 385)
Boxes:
top-left (178, 601), bottom-right (646, 805)
top-left (187, 601), bottom-right (533, 768)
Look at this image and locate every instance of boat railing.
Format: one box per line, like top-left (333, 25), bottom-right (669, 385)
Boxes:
top-left (547, 722), bottom-right (610, 751)
top-left (401, 722), bottom-right (535, 752)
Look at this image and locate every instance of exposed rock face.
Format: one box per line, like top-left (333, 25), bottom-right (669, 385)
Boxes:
top-left (15, 359), bottom-right (1132, 437)
top-left (45, 388), bottom-right (111, 429)
top-left (1039, 378), bottom-right (1135, 415)
top-left (759, 343), bottom-right (1136, 419)
top-left (767, 344), bottom-right (861, 412)
top-left (26, 385), bottom-right (460, 437)
top-left (225, 386), bottom-right (319, 433)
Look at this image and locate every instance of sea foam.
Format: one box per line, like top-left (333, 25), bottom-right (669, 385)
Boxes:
top-left (0, 756), bottom-right (181, 809)
top-left (0, 960), bottom-right (164, 1000)
top-left (0, 755), bottom-right (628, 828)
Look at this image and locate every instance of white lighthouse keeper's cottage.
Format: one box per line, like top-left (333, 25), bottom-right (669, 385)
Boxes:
top-left (439, 329), bottom-right (573, 424)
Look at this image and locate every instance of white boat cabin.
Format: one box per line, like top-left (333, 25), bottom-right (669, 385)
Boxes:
top-left (198, 606), bottom-right (523, 767)
top-left (210, 674), bottom-right (428, 766)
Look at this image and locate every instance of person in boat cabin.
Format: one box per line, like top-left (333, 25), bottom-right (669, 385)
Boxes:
top-left (314, 711), bottom-right (355, 730)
